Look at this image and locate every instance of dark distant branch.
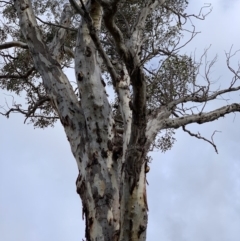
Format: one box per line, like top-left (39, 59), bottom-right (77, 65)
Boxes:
top-left (182, 125), bottom-right (219, 153)
top-left (0, 95), bottom-right (52, 123)
top-left (163, 3), bottom-right (212, 24)
top-left (24, 96), bottom-right (51, 123)
top-left (0, 67), bottom-right (35, 79)
top-left (36, 16), bottom-right (77, 32)
top-left (97, 0), bottom-right (130, 64)
top-left (0, 41), bottom-right (28, 50)
top-left (0, 1), bottom-right (12, 5)
top-left (167, 85), bottom-right (240, 110)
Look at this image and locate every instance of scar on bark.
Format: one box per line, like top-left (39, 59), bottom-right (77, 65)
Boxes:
top-left (77, 72), bottom-right (84, 81)
top-left (101, 149), bottom-right (108, 158)
top-left (85, 46), bottom-right (92, 57)
top-left (138, 225), bottom-right (146, 238)
top-left (95, 122), bottom-right (102, 143)
top-left (101, 78), bottom-right (106, 87)
top-left (112, 135), bottom-right (123, 160)
top-left (20, 3), bottom-right (29, 10)
top-left (87, 152), bottom-right (99, 168)
top-left (107, 139), bottom-right (113, 151)
top-left (60, 115), bottom-right (73, 128)
top-left (129, 100), bottom-right (137, 113)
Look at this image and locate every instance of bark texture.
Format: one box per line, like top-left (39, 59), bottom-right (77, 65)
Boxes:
top-left (4, 0), bottom-right (239, 240)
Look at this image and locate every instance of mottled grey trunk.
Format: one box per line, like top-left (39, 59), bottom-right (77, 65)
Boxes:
top-left (15, 0), bottom-right (148, 240)
top-left (14, 0), bottom-right (240, 240)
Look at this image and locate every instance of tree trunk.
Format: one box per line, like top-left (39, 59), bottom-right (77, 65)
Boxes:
top-left (13, 1), bottom-right (240, 240)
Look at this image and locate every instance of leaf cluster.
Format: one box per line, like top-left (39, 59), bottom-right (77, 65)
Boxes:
top-left (0, 0), bottom-right (198, 150)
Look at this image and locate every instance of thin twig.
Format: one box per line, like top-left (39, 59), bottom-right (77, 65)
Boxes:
top-left (182, 125), bottom-right (219, 153)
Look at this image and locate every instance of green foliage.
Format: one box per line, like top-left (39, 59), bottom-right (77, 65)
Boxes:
top-left (147, 55), bottom-right (197, 108)
top-left (154, 129), bottom-right (176, 153)
top-left (0, 0), bottom-right (195, 150)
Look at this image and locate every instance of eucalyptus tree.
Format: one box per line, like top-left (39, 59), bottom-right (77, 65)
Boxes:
top-left (1, 0), bottom-right (240, 240)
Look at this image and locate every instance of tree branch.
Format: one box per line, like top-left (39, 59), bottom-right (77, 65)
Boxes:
top-left (167, 85), bottom-right (240, 110)
top-left (146, 103), bottom-right (240, 149)
top-left (0, 1), bottom-right (12, 5)
top-left (36, 16), bottom-right (77, 32)
top-left (0, 41), bottom-right (28, 50)
top-left (116, 65), bottom-right (132, 157)
top-left (130, 0), bottom-right (166, 55)
top-left (69, 0), bottom-right (84, 16)
top-left (14, 0), bottom-right (85, 142)
top-left (0, 41), bottom-right (74, 58)
top-left (146, 106), bottom-right (172, 147)
top-left (182, 126), bottom-right (219, 154)
top-left (0, 95), bottom-right (51, 121)
top-left (24, 97), bottom-right (51, 122)
top-left (47, 3), bottom-right (74, 62)
top-left (163, 103), bottom-right (240, 129)
top-left (69, 0), bottom-right (119, 85)
top-left (97, 0), bottom-right (130, 64)
top-left (0, 67), bottom-right (35, 79)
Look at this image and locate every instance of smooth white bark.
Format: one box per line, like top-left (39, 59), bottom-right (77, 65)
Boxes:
top-left (12, 1), bottom-right (240, 241)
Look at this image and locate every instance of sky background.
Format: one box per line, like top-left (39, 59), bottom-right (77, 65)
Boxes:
top-left (1, 0), bottom-right (240, 240)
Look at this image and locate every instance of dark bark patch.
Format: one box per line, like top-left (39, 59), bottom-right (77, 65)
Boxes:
top-left (60, 115), bottom-right (70, 126)
top-left (107, 139), bottom-right (113, 151)
top-left (101, 78), bottom-right (106, 87)
top-left (68, 107), bottom-right (75, 114)
top-left (138, 225), bottom-right (146, 238)
top-left (113, 146), bottom-right (122, 160)
top-left (112, 135), bottom-right (123, 160)
top-left (20, 3), bottom-right (29, 10)
top-left (129, 100), bottom-right (133, 110)
top-left (95, 122), bottom-right (102, 143)
top-left (87, 152), bottom-right (99, 169)
top-left (101, 149), bottom-right (108, 158)
top-left (85, 46), bottom-right (92, 57)
top-left (130, 219), bottom-right (133, 235)
top-left (75, 172), bottom-right (82, 186)
top-left (60, 115), bottom-right (75, 129)
top-left (88, 217), bottom-right (93, 228)
top-left (76, 178), bottom-right (85, 196)
top-left (84, 207), bottom-right (90, 241)
top-left (77, 72), bottom-right (84, 81)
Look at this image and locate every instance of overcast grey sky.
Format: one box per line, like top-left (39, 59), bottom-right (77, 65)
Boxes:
top-left (1, 1), bottom-right (240, 241)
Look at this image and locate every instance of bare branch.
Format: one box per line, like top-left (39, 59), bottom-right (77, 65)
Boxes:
top-left (24, 96), bottom-right (51, 123)
top-left (182, 125), bottom-right (219, 153)
top-left (225, 47), bottom-right (240, 85)
top-left (0, 1), bottom-right (12, 5)
top-left (163, 103), bottom-right (240, 129)
top-left (146, 102), bottom-right (240, 149)
top-left (167, 85), bottom-right (240, 110)
top-left (0, 95), bottom-right (53, 123)
top-left (0, 41), bottom-right (28, 50)
top-left (163, 3), bottom-right (212, 23)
